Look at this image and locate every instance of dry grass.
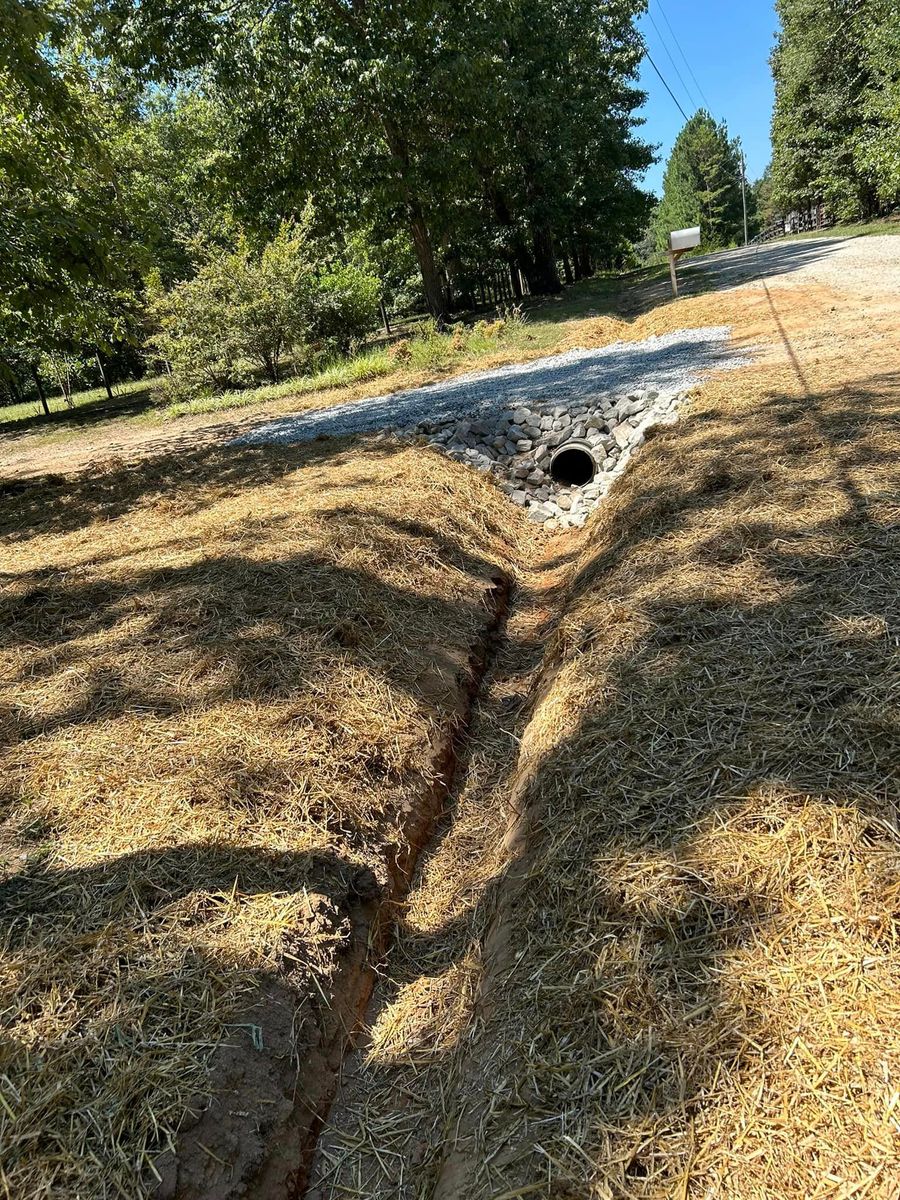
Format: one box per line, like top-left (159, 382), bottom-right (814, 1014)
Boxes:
top-left (305, 281), bottom-right (900, 1199)
top-left (0, 437), bottom-right (526, 1198)
top-left (6, 265), bottom-right (900, 1199)
top-left (432, 291), bottom-right (900, 1197)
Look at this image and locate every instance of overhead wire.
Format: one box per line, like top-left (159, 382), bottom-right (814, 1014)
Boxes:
top-left (643, 50), bottom-right (691, 124)
top-left (646, 7), bottom-right (699, 114)
top-left (654, 0), bottom-right (714, 114)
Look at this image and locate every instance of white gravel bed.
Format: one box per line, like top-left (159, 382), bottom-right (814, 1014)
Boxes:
top-left (235, 326), bottom-right (749, 448)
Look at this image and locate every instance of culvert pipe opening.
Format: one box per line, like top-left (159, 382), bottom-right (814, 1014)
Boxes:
top-left (549, 442), bottom-right (597, 487)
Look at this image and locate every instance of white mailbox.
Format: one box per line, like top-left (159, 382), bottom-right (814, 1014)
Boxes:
top-left (669, 226), bottom-right (701, 252)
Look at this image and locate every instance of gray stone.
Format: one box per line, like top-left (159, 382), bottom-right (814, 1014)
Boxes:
top-left (540, 414), bottom-right (554, 431)
top-left (506, 424), bottom-right (525, 440)
top-left (516, 439), bottom-right (533, 453)
top-left (511, 489), bottom-right (528, 506)
top-left (613, 424), bottom-right (632, 449)
top-left (513, 408), bottom-right (530, 425)
top-left (556, 493), bottom-right (572, 511)
top-left (527, 504), bottom-right (550, 523)
top-left (526, 468), bottom-right (546, 485)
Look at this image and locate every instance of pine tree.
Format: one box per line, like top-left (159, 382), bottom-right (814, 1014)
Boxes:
top-left (653, 112), bottom-right (745, 251)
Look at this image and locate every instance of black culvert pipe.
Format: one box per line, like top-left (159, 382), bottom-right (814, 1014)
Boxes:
top-left (549, 440), bottom-right (597, 487)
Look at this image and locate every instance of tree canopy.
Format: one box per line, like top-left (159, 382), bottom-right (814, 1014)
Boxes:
top-left (2, 0), bottom-right (655, 403)
top-left (770, 0), bottom-right (900, 221)
top-left (653, 111), bottom-right (749, 251)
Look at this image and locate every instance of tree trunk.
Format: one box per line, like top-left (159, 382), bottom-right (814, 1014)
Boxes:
top-left (31, 366), bottom-right (50, 416)
top-left (381, 118), bottom-right (448, 324)
top-left (379, 300), bottom-right (391, 335)
top-left (562, 254), bottom-right (574, 286)
top-left (527, 227), bottom-right (561, 295)
top-left (95, 351), bottom-right (113, 401)
top-left (409, 210), bottom-right (447, 323)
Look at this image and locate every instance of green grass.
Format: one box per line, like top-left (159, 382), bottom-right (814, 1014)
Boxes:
top-left (0, 376), bottom-right (163, 430)
top-left (1, 282), bottom-right (627, 436)
top-left (161, 347), bottom-right (399, 418)
top-left (161, 315), bottom-right (569, 420)
top-left (773, 216), bottom-right (900, 243)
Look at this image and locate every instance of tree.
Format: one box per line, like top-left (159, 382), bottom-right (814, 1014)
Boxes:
top-left (855, 0), bottom-right (900, 208)
top-left (81, 0), bottom-right (653, 315)
top-left (151, 218), bottom-right (380, 397)
top-left (653, 112), bottom-right (746, 251)
top-left (769, 0), bottom-right (886, 222)
top-left (0, 0), bottom-right (146, 397)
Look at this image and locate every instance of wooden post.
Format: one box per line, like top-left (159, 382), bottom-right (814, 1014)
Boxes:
top-left (379, 300), bottom-right (391, 336)
top-left (668, 250), bottom-right (679, 298)
top-left (667, 248), bottom-right (688, 298)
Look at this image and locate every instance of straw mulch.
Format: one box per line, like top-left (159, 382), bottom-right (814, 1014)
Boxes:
top-left (306, 281), bottom-right (900, 1199)
top-left (0, 438), bottom-right (523, 1198)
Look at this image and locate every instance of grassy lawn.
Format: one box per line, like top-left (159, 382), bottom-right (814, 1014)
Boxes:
top-left (0, 376), bottom-right (163, 435)
top-left (0, 278), bottom-right (635, 438)
top-left (772, 214), bottom-right (900, 242)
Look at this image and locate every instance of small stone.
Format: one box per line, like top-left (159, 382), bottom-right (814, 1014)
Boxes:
top-left (516, 439), bottom-right (533, 452)
top-left (513, 408), bottom-right (530, 425)
top-left (511, 489), bottom-right (528, 505)
top-left (602, 455), bottom-right (616, 471)
top-left (527, 504), bottom-right (550, 523)
top-left (506, 424), bottom-right (525, 440)
top-left (585, 413), bottom-right (606, 430)
top-left (543, 518), bottom-right (559, 533)
top-left (572, 423), bottom-right (586, 440)
top-left (613, 425), bottom-right (632, 449)
top-left (556, 493), bottom-right (572, 511)
top-left (553, 405), bottom-right (567, 418)
top-left (526, 468), bottom-right (545, 485)
top-left (540, 414), bottom-right (554, 431)
top-left (512, 463), bottom-right (531, 479)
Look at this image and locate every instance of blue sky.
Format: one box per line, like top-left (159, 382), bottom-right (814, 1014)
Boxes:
top-left (635, 0), bottom-right (779, 196)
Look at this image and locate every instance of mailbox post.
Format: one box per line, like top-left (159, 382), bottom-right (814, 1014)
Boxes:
top-left (667, 226), bottom-right (701, 298)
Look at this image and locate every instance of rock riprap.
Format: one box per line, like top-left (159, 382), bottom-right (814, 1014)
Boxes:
top-left (384, 384), bottom-right (683, 531)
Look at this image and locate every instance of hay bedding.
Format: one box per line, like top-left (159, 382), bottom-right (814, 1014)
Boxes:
top-left (4, 280), bottom-right (900, 1199)
top-left (304, 286), bottom-right (900, 1199)
top-left (0, 440), bottom-right (522, 1198)
top-left (423, 335), bottom-right (900, 1196)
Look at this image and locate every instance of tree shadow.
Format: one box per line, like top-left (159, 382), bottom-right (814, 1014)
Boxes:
top-left (307, 359), bottom-right (900, 1196)
top-left (0, 385), bottom-right (158, 438)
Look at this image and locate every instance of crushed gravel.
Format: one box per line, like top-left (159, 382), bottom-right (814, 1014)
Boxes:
top-left (235, 326), bottom-right (751, 448)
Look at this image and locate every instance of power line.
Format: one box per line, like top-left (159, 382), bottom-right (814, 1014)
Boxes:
top-left (647, 8), bottom-right (698, 114)
top-left (644, 50), bottom-right (691, 124)
top-left (654, 0), bottom-right (713, 114)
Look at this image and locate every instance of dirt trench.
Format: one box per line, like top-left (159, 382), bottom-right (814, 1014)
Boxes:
top-left (302, 543), bottom-right (567, 1199)
top-left (155, 561), bottom-right (547, 1199)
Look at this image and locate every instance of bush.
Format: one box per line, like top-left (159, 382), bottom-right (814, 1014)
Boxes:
top-left (150, 220), bottom-right (381, 399)
top-left (307, 265), bottom-right (381, 354)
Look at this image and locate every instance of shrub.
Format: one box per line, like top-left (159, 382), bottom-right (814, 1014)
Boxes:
top-left (307, 265), bottom-right (380, 354)
top-left (150, 220), bottom-right (381, 399)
